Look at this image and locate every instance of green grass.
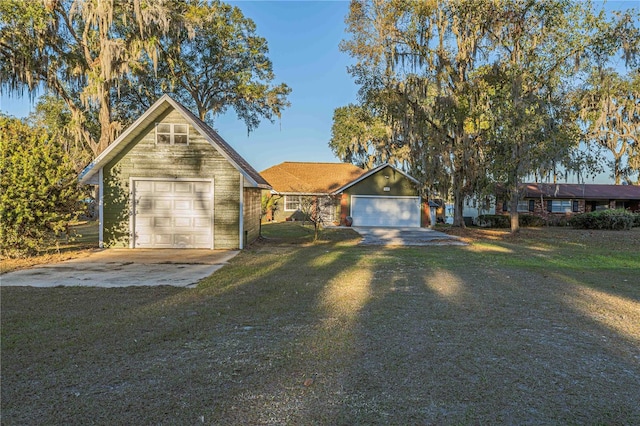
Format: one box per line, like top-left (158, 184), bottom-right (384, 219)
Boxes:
top-left (2, 224), bottom-right (639, 424)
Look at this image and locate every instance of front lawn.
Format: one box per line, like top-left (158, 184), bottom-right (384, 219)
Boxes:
top-left (2, 223), bottom-right (639, 424)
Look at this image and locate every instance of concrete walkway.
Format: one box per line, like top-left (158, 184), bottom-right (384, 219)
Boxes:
top-left (0, 249), bottom-right (238, 288)
top-left (352, 227), bottom-right (466, 246)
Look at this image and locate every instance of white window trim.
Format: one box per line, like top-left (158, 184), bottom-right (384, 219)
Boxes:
top-left (129, 177), bottom-right (215, 249)
top-left (155, 123), bottom-right (189, 145)
top-left (284, 195), bottom-right (303, 211)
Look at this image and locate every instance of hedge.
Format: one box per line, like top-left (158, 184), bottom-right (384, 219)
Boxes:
top-left (476, 214), bottom-right (545, 228)
top-left (569, 209), bottom-right (637, 230)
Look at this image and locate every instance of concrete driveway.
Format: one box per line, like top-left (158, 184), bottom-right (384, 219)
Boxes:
top-left (352, 227), bottom-right (465, 246)
top-left (0, 249), bottom-right (238, 288)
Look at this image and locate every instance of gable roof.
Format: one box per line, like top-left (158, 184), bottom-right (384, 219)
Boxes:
top-left (260, 162), bottom-right (366, 194)
top-left (522, 183), bottom-right (640, 200)
top-left (78, 94), bottom-right (270, 188)
top-left (331, 163), bottom-right (420, 194)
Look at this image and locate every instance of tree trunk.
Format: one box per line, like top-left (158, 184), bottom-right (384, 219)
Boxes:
top-left (97, 89), bottom-right (112, 155)
top-left (509, 191), bottom-right (520, 234)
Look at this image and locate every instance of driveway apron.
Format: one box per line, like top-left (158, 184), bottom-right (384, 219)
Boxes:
top-left (0, 249), bottom-right (238, 288)
top-left (352, 227), bottom-right (465, 246)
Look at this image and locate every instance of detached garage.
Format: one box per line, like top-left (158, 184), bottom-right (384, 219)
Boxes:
top-left (79, 95), bottom-right (270, 249)
top-left (334, 164), bottom-right (425, 228)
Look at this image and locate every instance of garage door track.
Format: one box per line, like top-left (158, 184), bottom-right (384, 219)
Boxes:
top-left (1, 249), bottom-right (238, 288)
top-left (352, 227), bottom-right (465, 246)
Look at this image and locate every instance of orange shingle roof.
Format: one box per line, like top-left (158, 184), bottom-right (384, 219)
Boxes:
top-left (260, 162), bottom-right (366, 194)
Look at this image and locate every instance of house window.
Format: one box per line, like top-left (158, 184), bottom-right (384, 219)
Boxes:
top-left (548, 200), bottom-right (573, 213)
top-left (517, 200), bottom-right (534, 212)
top-left (284, 195), bottom-right (303, 211)
top-left (156, 123), bottom-right (189, 145)
top-left (504, 200), bottom-right (534, 212)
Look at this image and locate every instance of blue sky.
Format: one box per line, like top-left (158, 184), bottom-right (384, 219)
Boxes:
top-left (0, 1), bottom-right (634, 179)
top-left (0, 1), bottom-right (358, 173)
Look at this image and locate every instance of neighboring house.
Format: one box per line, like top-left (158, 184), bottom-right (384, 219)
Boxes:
top-left (462, 195), bottom-right (496, 224)
top-left (333, 164), bottom-right (427, 227)
top-left (260, 162), bottom-right (366, 224)
top-left (261, 162), bottom-right (429, 227)
top-left (79, 94), bottom-right (270, 249)
top-left (496, 183), bottom-right (640, 218)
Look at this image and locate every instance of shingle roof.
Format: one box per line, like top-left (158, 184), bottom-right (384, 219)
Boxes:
top-left (79, 94), bottom-right (270, 188)
top-left (170, 99), bottom-right (270, 188)
top-left (523, 183), bottom-right (640, 200)
top-left (261, 162), bottom-right (367, 194)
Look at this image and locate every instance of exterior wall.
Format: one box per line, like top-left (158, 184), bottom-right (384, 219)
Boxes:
top-left (341, 166), bottom-right (421, 226)
top-left (102, 108), bottom-right (241, 249)
top-left (243, 187), bottom-right (262, 245)
top-left (263, 192), bottom-right (340, 224)
top-left (496, 198), bottom-right (586, 219)
top-left (463, 195), bottom-right (496, 220)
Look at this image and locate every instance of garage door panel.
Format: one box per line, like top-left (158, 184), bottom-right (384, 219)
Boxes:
top-left (133, 179), bottom-right (213, 248)
top-left (153, 199), bottom-right (172, 210)
top-left (174, 182), bottom-right (192, 192)
top-left (153, 216), bottom-right (171, 227)
top-left (154, 182), bottom-right (172, 192)
top-left (194, 218), bottom-right (211, 228)
top-left (173, 199), bottom-right (192, 210)
top-left (174, 217), bottom-right (192, 227)
top-left (351, 196), bottom-right (420, 227)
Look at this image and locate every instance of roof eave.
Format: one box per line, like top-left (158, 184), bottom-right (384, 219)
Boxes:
top-left (331, 163), bottom-right (420, 194)
top-left (78, 94), bottom-right (174, 184)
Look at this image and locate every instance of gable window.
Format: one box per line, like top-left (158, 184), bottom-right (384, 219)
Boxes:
top-left (156, 123), bottom-right (189, 145)
top-left (284, 195), bottom-right (303, 211)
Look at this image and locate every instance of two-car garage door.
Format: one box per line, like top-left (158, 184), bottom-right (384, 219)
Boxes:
top-left (351, 196), bottom-right (421, 227)
top-left (133, 179), bottom-right (213, 248)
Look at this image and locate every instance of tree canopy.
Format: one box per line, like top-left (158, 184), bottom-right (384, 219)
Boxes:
top-left (334, 0), bottom-right (639, 230)
top-left (0, 0), bottom-right (290, 157)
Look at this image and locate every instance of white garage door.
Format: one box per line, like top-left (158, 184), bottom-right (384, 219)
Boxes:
top-left (351, 196), bottom-right (421, 227)
top-left (133, 180), bottom-right (213, 248)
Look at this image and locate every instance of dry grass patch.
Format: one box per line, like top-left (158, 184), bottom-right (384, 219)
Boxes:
top-left (1, 221), bottom-right (99, 273)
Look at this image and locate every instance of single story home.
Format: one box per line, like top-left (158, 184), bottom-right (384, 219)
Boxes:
top-left (497, 183), bottom-right (640, 217)
top-left (79, 94), bottom-right (270, 249)
top-left (260, 162), bottom-right (367, 224)
top-left (261, 162), bottom-right (430, 227)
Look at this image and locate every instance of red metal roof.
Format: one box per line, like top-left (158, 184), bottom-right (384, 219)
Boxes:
top-left (523, 183), bottom-right (640, 200)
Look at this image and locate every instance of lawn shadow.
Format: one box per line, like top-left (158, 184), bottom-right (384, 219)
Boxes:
top-left (323, 242), bottom-right (640, 424)
top-left (1, 227), bottom-right (638, 424)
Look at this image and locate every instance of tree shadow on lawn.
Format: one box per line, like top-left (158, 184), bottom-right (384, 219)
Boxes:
top-left (0, 234), bottom-right (372, 424)
top-left (325, 254), bottom-right (640, 424)
top-left (1, 231), bottom-right (639, 424)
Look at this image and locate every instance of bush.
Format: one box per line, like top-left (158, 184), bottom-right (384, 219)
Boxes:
top-left (477, 214), bottom-right (545, 228)
top-left (477, 214), bottom-right (510, 228)
top-left (0, 116), bottom-right (86, 257)
top-left (569, 209), bottom-right (636, 230)
top-left (545, 215), bottom-right (570, 227)
top-left (519, 214), bottom-right (545, 227)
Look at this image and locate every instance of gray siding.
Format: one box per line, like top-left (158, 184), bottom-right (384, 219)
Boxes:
top-left (102, 108), bottom-right (242, 249)
top-left (243, 188), bottom-right (262, 245)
